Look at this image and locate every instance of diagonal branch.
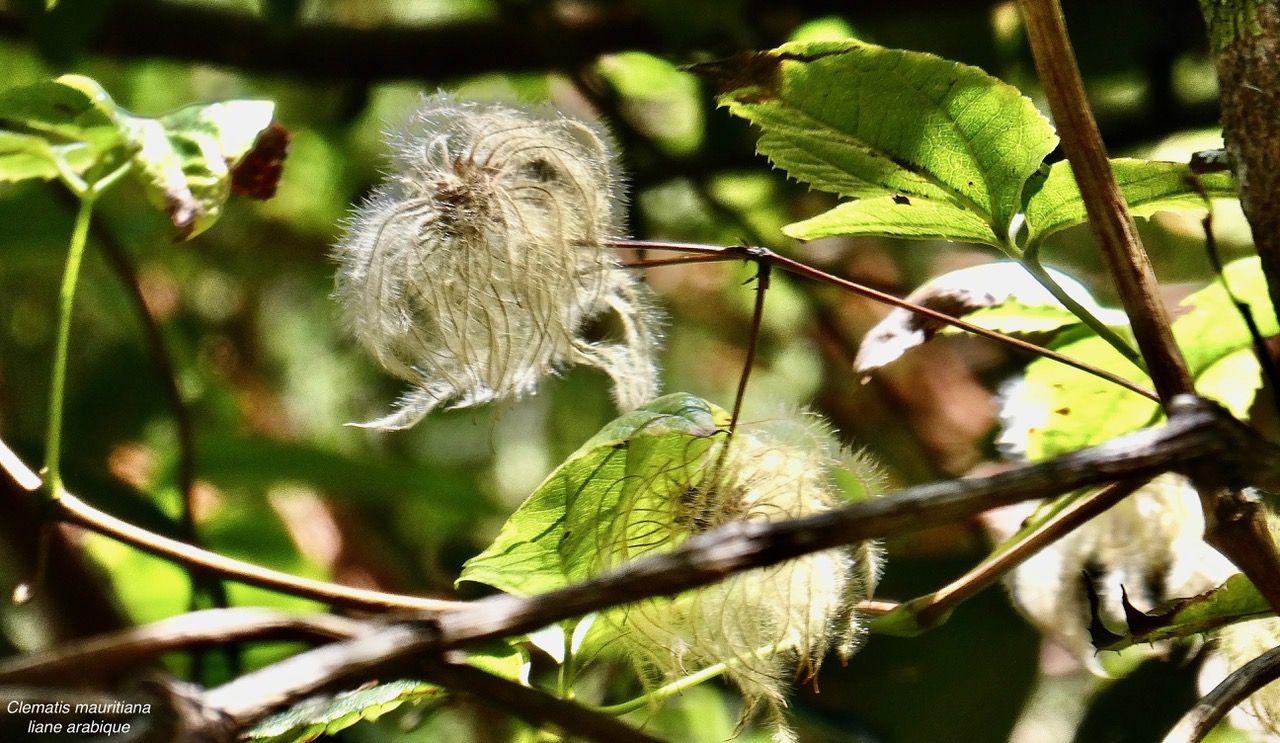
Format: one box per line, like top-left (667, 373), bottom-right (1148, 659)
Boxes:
top-left (5, 398), bottom-right (1280, 737)
top-left (1163, 643), bottom-right (1280, 743)
top-left (190, 396), bottom-right (1280, 731)
top-left (606, 239), bottom-right (1159, 401)
top-left (1020, 0), bottom-right (1189, 399)
top-left (1020, 0), bottom-right (1280, 614)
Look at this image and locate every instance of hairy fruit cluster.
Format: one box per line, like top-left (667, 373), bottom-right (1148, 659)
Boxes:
top-left (600, 415), bottom-right (882, 742)
top-left (334, 94), bottom-right (662, 430)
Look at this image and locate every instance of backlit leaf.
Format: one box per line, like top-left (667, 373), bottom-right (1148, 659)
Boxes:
top-left (703, 39), bottom-right (1057, 246)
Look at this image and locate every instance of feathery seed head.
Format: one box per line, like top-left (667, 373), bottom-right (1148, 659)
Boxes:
top-left (600, 413), bottom-right (882, 742)
top-left (334, 93), bottom-right (662, 430)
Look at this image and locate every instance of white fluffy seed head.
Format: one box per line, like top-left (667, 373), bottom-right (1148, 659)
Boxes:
top-left (597, 414), bottom-right (883, 742)
top-left (334, 93), bottom-right (662, 430)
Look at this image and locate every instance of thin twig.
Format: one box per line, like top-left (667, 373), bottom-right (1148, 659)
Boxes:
top-left (1200, 211), bottom-right (1280, 407)
top-left (605, 238), bottom-right (1159, 401)
top-left (1163, 644), bottom-right (1280, 743)
top-left (729, 259), bottom-right (770, 433)
top-left (203, 625), bottom-right (666, 743)
top-left (94, 231), bottom-right (206, 571)
top-left (875, 479), bottom-right (1145, 634)
top-left (56, 491), bottom-right (464, 614)
top-left (623, 254), bottom-right (736, 270)
top-left (88, 211), bottom-right (234, 674)
top-left (7, 398), bottom-right (1277, 737)
top-left (0, 441), bottom-right (464, 614)
top-left (0, 609), bottom-right (369, 686)
top-left (1020, 0), bottom-right (1191, 401)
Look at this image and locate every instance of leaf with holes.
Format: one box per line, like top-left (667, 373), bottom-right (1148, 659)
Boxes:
top-left (0, 75), bottom-right (279, 237)
top-left (698, 39), bottom-right (1057, 247)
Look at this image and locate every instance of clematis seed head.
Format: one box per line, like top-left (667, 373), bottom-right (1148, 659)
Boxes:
top-left (600, 413), bottom-right (883, 742)
top-left (334, 93), bottom-right (662, 430)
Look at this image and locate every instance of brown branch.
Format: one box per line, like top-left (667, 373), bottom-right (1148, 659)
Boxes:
top-left (730, 260), bottom-right (770, 433)
top-left (10, 397), bottom-right (1275, 738)
top-left (87, 209), bottom-right (235, 680)
top-left (1020, 0), bottom-right (1190, 400)
top-left (191, 396), bottom-right (1280, 731)
top-left (876, 479), bottom-right (1146, 634)
top-left (203, 625), bottom-right (665, 743)
top-left (0, 608), bottom-right (368, 686)
top-left (1162, 643), bottom-right (1280, 743)
top-left (0, 441), bottom-right (464, 614)
top-left (56, 490), bottom-right (465, 614)
top-left (1021, 0), bottom-right (1280, 615)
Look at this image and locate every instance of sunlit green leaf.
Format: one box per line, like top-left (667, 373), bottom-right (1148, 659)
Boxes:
top-left (704, 39), bottom-right (1057, 245)
top-left (1021, 257), bottom-right (1276, 461)
top-left (244, 646), bottom-right (522, 742)
top-left (854, 262), bottom-right (1117, 375)
top-left (1022, 158), bottom-right (1239, 248)
top-left (246, 680), bottom-right (440, 743)
top-left (784, 194), bottom-right (998, 243)
top-left (0, 74), bottom-right (277, 237)
top-left (1196, 348), bottom-right (1262, 420)
top-left (126, 100), bottom-right (276, 239)
top-left (457, 393), bottom-right (728, 597)
top-left (953, 301), bottom-right (1094, 336)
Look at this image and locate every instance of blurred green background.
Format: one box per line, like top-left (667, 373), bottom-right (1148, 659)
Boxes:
top-left (0, 1), bottom-right (1255, 741)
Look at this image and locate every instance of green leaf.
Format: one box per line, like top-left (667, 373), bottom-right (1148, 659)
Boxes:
top-left (1020, 332), bottom-right (1156, 461)
top-left (125, 100), bottom-right (276, 239)
top-left (783, 193), bottom-right (998, 243)
top-left (703, 39), bottom-right (1057, 245)
top-left (1172, 256), bottom-right (1279, 370)
top-left (1019, 257), bottom-right (1276, 461)
top-left (1197, 347), bottom-right (1263, 420)
top-left (0, 75), bottom-right (129, 186)
top-left (1100, 574), bottom-right (1269, 651)
top-left (955, 301), bottom-right (1094, 336)
top-left (457, 393), bottom-right (728, 597)
top-left (0, 74), bottom-right (277, 237)
top-left (854, 262), bottom-right (1117, 376)
top-left (1022, 158), bottom-right (1239, 248)
top-left (246, 680), bottom-right (440, 743)
top-left (245, 646), bottom-right (522, 742)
